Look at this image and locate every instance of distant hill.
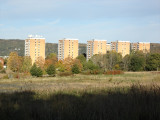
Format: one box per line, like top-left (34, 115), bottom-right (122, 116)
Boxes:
top-left (0, 39), bottom-right (87, 56)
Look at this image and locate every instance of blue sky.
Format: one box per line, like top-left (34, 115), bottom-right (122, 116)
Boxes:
top-left (0, 0), bottom-right (160, 43)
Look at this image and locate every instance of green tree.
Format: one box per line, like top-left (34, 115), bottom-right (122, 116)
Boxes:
top-left (30, 64), bottom-right (43, 77)
top-left (72, 64), bottom-right (80, 74)
top-left (129, 51), bottom-right (146, 71)
top-left (146, 53), bottom-right (160, 71)
top-left (21, 56), bottom-right (32, 73)
top-left (46, 64), bottom-right (56, 76)
top-left (121, 55), bottom-right (131, 71)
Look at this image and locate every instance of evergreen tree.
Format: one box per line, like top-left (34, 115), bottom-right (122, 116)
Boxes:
top-left (46, 64), bottom-right (56, 76)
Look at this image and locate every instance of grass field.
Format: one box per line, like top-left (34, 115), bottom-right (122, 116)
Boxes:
top-left (0, 72), bottom-right (160, 120)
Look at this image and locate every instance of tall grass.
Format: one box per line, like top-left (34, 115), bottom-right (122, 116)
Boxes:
top-left (0, 84), bottom-right (160, 120)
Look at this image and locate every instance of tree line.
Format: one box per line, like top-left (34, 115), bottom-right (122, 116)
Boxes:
top-left (0, 51), bottom-right (159, 77)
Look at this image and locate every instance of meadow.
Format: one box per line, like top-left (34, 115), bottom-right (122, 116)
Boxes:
top-left (0, 72), bottom-right (160, 120)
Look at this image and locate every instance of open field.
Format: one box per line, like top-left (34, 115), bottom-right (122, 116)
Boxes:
top-left (0, 72), bottom-right (160, 120)
top-left (0, 72), bottom-right (160, 93)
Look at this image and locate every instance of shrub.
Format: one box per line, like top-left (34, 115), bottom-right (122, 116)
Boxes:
top-left (90, 69), bottom-right (102, 75)
top-left (30, 64), bottom-right (43, 77)
top-left (2, 75), bottom-right (9, 79)
top-left (46, 64), bottom-right (56, 76)
top-left (72, 64), bottom-right (80, 74)
top-left (58, 72), bottom-right (73, 77)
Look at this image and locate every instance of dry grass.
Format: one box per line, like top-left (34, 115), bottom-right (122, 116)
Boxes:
top-left (0, 72), bottom-right (159, 93)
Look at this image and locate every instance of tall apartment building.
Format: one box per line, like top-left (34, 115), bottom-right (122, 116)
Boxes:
top-left (58, 38), bottom-right (78, 60)
top-left (106, 43), bottom-right (111, 52)
top-left (87, 39), bottom-right (107, 60)
top-left (25, 35), bottom-right (45, 64)
top-left (111, 42), bottom-right (117, 51)
top-left (138, 42), bottom-right (150, 53)
top-left (131, 42), bottom-right (150, 53)
top-left (131, 43), bottom-right (138, 52)
top-left (116, 41), bottom-right (130, 57)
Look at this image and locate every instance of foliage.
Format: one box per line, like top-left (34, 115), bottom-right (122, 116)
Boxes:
top-left (7, 52), bottom-right (22, 72)
top-left (73, 59), bottom-right (83, 71)
top-left (46, 64), bottom-right (56, 76)
top-left (44, 53), bottom-right (58, 69)
top-left (71, 64), bottom-right (80, 74)
top-left (121, 55), bottom-right (131, 71)
top-left (55, 60), bottom-right (66, 72)
top-left (30, 64), bottom-right (43, 77)
top-left (104, 70), bottom-right (124, 75)
top-left (35, 56), bottom-right (45, 70)
top-left (86, 60), bottom-right (99, 70)
top-left (129, 51), bottom-right (146, 71)
top-left (63, 57), bottom-right (74, 71)
top-left (0, 63), bottom-right (3, 70)
top-left (146, 53), bottom-right (160, 71)
top-left (21, 56), bottom-right (32, 73)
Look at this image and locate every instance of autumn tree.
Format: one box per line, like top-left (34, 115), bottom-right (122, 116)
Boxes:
top-left (35, 56), bottom-right (45, 70)
top-left (44, 53), bottom-right (57, 69)
top-left (55, 60), bottom-right (66, 72)
top-left (7, 52), bottom-right (22, 72)
top-left (21, 56), bottom-right (32, 73)
top-left (0, 62), bottom-right (3, 70)
top-left (63, 57), bottom-right (74, 71)
top-left (73, 59), bottom-right (83, 71)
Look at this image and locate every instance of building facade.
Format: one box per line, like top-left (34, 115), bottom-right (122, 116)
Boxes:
top-left (111, 42), bottom-right (117, 51)
top-left (106, 43), bottom-right (111, 52)
top-left (131, 42), bottom-right (150, 53)
top-left (137, 42), bottom-right (150, 53)
top-left (58, 38), bottom-right (78, 60)
top-left (87, 39), bottom-right (107, 60)
top-left (116, 41), bottom-right (130, 57)
top-left (25, 35), bottom-right (45, 64)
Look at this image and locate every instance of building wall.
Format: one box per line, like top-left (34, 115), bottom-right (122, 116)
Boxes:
top-left (138, 42), bottom-right (150, 53)
top-left (58, 39), bottom-right (78, 60)
top-left (106, 44), bottom-right (111, 52)
top-left (87, 40), bottom-right (107, 60)
top-left (111, 42), bottom-right (117, 51)
top-left (131, 43), bottom-right (138, 52)
top-left (116, 41), bottom-right (130, 57)
top-left (25, 36), bottom-right (45, 64)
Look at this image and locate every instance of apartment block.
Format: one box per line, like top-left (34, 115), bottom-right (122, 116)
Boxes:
top-left (58, 38), bottom-right (78, 60)
top-left (131, 42), bottom-right (150, 53)
top-left (111, 42), bottom-right (117, 51)
top-left (25, 35), bottom-right (45, 64)
top-left (106, 43), bottom-right (111, 52)
top-left (131, 43), bottom-right (138, 52)
top-left (87, 39), bottom-right (107, 60)
top-left (116, 41), bottom-right (130, 57)
top-left (138, 42), bottom-right (150, 53)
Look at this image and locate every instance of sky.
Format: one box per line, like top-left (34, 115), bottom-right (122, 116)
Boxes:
top-left (0, 0), bottom-right (160, 43)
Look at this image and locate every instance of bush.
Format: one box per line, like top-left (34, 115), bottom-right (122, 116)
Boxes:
top-left (90, 69), bottom-right (102, 75)
top-left (30, 64), bottom-right (43, 77)
top-left (72, 64), bottom-right (80, 74)
top-left (2, 75), bottom-right (9, 79)
top-left (46, 64), bottom-right (56, 76)
top-left (58, 72), bottom-right (73, 77)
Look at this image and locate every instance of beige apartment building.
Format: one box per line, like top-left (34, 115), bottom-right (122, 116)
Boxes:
top-left (58, 38), bottom-right (78, 60)
top-left (116, 41), bottom-right (130, 57)
top-left (106, 43), bottom-right (111, 52)
top-left (87, 39), bottom-right (107, 60)
top-left (131, 42), bottom-right (150, 53)
top-left (25, 35), bottom-right (45, 64)
top-left (138, 42), bottom-right (150, 53)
